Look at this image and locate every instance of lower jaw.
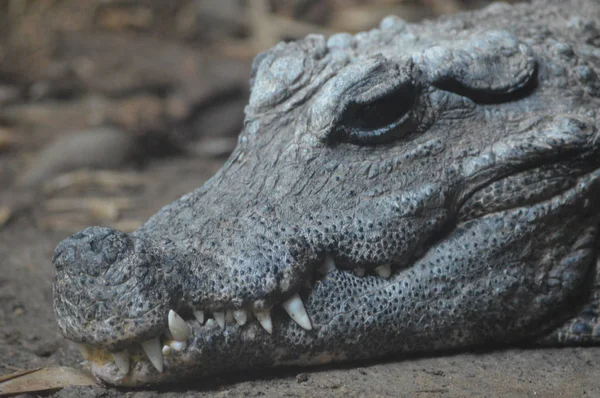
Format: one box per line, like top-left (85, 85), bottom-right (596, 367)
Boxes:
top-left (80, 336), bottom-right (241, 387)
top-left (87, 346), bottom-right (190, 387)
top-left (81, 321), bottom-right (341, 387)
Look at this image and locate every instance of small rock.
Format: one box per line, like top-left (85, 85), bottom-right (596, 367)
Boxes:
top-left (18, 127), bottom-right (138, 187)
top-left (296, 373), bottom-right (309, 383)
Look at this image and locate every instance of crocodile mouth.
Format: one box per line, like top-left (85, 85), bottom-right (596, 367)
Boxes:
top-left (75, 253), bottom-right (390, 386)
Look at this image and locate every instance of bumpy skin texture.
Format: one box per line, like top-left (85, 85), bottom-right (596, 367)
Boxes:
top-left (53, 0), bottom-right (600, 386)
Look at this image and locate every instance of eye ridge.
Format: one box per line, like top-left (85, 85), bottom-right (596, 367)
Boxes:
top-left (335, 83), bottom-right (417, 145)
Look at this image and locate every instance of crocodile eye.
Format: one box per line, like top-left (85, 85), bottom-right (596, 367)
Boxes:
top-left (334, 83), bottom-right (417, 145)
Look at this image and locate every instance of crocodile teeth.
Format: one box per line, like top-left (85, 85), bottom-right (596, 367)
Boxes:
top-left (162, 345), bottom-right (172, 357)
top-left (375, 264), bottom-right (391, 279)
top-left (214, 311), bottom-right (225, 329)
top-left (193, 310), bottom-right (204, 324)
top-left (318, 253), bottom-right (337, 274)
top-left (282, 293), bottom-right (312, 330)
top-left (253, 309), bottom-right (273, 334)
top-left (112, 350), bottom-right (129, 374)
top-left (205, 318), bottom-right (217, 329)
top-left (233, 309), bottom-right (247, 325)
top-left (141, 337), bottom-right (163, 373)
top-left (168, 310), bottom-right (191, 341)
top-left (354, 267), bottom-right (366, 277)
top-left (169, 340), bottom-right (187, 351)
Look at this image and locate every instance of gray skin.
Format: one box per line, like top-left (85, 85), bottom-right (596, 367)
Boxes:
top-left (53, 0), bottom-right (600, 386)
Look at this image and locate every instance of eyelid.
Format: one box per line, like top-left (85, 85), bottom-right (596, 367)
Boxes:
top-left (332, 82), bottom-right (418, 145)
top-left (308, 56), bottom-right (413, 142)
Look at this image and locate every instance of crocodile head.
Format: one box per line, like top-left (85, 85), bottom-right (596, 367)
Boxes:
top-left (53, 2), bottom-right (600, 387)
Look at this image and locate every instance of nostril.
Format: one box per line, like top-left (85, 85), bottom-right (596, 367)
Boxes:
top-left (90, 238), bottom-right (118, 265)
top-left (53, 227), bottom-right (132, 276)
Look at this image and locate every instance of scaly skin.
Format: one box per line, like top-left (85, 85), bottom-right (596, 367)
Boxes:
top-left (53, 0), bottom-right (600, 386)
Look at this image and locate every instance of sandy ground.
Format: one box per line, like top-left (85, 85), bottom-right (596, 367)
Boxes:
top-left (1, 155), bottom-right (599, 398)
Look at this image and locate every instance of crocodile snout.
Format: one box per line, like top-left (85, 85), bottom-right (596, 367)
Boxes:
top-left (53, 227), bottom-right (172, 351)
top-left (53, 226), bottom-right (131, 275)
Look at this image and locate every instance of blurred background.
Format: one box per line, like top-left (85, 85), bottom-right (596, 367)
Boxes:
top-left (0, 0), bottom-right (524, 233)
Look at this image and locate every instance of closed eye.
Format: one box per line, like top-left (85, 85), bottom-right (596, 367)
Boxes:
top-left (332, 82), bottom-right (417, 145)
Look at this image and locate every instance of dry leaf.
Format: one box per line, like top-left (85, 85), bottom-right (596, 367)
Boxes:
top-left (0, 367), bottom-right (98, 396)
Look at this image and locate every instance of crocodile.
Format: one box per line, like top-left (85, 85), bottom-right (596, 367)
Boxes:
top-left (52, 0), bottom-right (600, 387)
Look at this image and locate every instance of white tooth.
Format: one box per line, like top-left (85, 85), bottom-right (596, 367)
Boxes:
top-left (354, 267), bottom-right (366, 277)
top-left (282, 293), bottom-right (312, 330)
top-left (169, 340), bottom-right (187, 351)
top-left (375, 264), bottom-right (391, 279)
top-left (225, 310), bottom-right (235, 324)
top-left (162, 345), bottom-right (172, 357)
top-left (319, 253), bottom-right (337, 274)
top-left (193, 310), bottom-right (205, 324)
top-left (214, 311), bottom-right (225, 329)
top-left (168, 310), bottom-right (191, 341)
top-left (253, 309), bottom-right (273, 334)
top-left (141, 337), bottom-right (163, 373)
top-left (112, 350), bottom-right (129, 374)
top-left (233, 309), bottom-right (247, 325)
top-left (205, 318), bottom-right (217, 329)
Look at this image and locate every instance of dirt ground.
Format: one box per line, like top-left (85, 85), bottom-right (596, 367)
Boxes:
top-left (1, 0), bottom-right (599, 397)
